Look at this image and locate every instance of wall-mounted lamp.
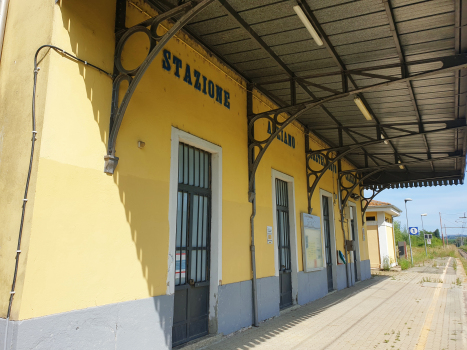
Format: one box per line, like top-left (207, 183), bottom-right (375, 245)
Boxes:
top-left (138, 141), bottom-right (145, 149)
top-left (354, 95), bottom-right (373, 121)
top-left (293, 5), bottom-right (323, 46)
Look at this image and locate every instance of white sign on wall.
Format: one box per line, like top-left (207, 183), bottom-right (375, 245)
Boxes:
top-left (267, 226), bottom-right (273, 244)
top-left (301, 213), bottom-right (325, 272)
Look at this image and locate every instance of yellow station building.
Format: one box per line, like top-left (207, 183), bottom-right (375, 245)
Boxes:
top-left (365, 200), bottom-right (402, 269)
top-left (1, 0), bottom-right (466, 349)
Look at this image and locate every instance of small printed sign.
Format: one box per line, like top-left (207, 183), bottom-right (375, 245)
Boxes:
top-left (267, 226), bottom-right (273, 244)
top-left (427, 239), bottom-right (432, 245)
top-left (409, 227), bottom-right (419, 235)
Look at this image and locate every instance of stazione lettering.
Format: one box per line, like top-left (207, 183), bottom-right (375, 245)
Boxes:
top-left (162, 49), bottom-right (230, 109)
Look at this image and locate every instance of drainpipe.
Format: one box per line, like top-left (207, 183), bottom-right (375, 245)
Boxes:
top-left (0, 0), bottom-right (10, 62)
top-left (249, 188), bottom-right (259, 327)
top-left (336, 128), bottom-right (349, 288)
top-left (247, 84), bottom-right (259, 327)
top-left (338, 179), bottom-right (350, 289)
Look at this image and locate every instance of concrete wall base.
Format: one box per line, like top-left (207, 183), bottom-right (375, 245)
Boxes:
top-left (1, 263), bottom-right (373, 348)
top-left (217, 276), bottom-right (279, 335)
top-left (297, 269), bottom-right (328, 305)
top-left (360, 259), bottom-right (372, 281)
top-left (0, 295), bottom-right (173, 350)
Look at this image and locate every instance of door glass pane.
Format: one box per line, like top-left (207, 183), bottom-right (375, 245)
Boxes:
top-left (194, 149), bottom-right (200, 187)
top-left (191, 195), bottom-right (199, 248)
top-left (204, 153), bottom-right (209, 188)
top-left (175, 249), bottom-right (181, 285)
top-left (188, 147), bottom-right (194, 186)
top-left (176, 192), bottom-right (183, 248)
top-left (201, 250), bottom-right (206, 281)
top-left (182, 193), bottom-right (188, 248)
top-left (197, 250), bottom-right (202, 282)
top-left (200, 152), bottom-right (204, 188)
top-left (202, 198), bottom-right (208, 247)
top-left (178, 144), bottom-right (183, 183)
top-left (183, 144), bottom-right (188, 185)
top-left (190, 250), bottom-right (197, 282)
top-left (180, 249), bottom-right (186, 285)
top-left (198, 196), bottom-right (204, 248)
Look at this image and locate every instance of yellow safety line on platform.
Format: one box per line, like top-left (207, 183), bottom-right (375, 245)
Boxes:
top-left (415, 257), bottom-right (451, 350)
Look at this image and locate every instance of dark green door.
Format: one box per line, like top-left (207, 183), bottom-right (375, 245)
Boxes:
top-left (351, 215), bottom-right (358, 281)
top-left (276, 179), bottom-right (292, 309)
top-left (172, 143), bottom-right (211, 347)
top-left (322, 196), bottom-right (333, 292)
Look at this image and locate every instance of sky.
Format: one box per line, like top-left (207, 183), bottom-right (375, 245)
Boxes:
top-left (366, 183), bottom-right (467, 237)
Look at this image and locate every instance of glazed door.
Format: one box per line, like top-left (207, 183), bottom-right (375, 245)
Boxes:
top-left (172, 143), bottom-right (211, 347)
top-left (351, 216), bottom-right (358, 281)
top-left (322, 196), bottom-right (333, 292)
top-left (276, 179), bottom-right (292, 309)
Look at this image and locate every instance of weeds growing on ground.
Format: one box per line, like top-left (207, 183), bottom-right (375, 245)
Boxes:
top-left (399, 245), bottom-right (463, 270)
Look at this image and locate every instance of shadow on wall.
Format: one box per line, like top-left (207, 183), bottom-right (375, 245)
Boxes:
top-left (59, 1), bottom-right (171, 347)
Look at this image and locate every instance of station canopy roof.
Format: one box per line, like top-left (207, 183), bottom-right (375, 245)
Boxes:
top-left (147, 0), bottom-right (467, 189)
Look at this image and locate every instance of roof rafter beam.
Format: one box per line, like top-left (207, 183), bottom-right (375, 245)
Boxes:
top-left (307, 119), bottom-right (466, 155)
top-left (217, 0), bottom-right (378, 166)
top-left (382, 0), bottom-right (434, 171)
top-left (296, 0), bottom-right (402, 167)
top-left (341, 155), bottom-right (464, 174)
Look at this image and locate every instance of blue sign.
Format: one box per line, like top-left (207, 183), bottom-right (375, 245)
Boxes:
top-left (409, 227), bottom-right (419, 235)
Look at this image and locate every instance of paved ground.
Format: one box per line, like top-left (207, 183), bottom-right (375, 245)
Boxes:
top-left (202, 257), bottom-right (467, 350)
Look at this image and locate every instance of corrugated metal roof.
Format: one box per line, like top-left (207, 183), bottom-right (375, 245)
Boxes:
top-left (149, 0), bottom-right (466, 188)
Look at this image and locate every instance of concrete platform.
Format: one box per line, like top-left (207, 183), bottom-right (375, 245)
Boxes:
top-left (200, 257), bottom-right (467, 350)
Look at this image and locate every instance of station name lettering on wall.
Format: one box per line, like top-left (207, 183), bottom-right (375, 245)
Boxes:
top-left (310, 154), bottom-right (337, 174)
top-left (162, 50), bottom-right (230, 109)
top-left (267, 121), bottom-right (295, 149)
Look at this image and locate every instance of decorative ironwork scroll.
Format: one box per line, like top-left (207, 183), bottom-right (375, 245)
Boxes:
top-left (360, 186), bottom-right (388, 223)
top-left (104, 0), bottom-right (214, 174)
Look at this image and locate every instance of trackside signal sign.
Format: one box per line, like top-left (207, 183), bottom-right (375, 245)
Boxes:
top-left (409, 227), bottom-right (419, 235)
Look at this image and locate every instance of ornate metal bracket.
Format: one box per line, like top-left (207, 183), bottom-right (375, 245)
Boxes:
top-left (247, 104), bottom-right (307, 200)
top-left (104, 0), bottom-right (214, 174)
top-left (360, 186), bottom-right (388, 223)
top-left (305, 143), bottom-right (340, 214)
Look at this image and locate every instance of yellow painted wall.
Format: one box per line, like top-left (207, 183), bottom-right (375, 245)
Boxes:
top-left (386, 223), bottom-right (396, 262)
top-left (5, 0), bottom-right (370, 321)
top-left (0, 0), bottom-right (55, 318)
top-left (17, 0), bottom-right (252, 319)
top-left (367, 225), bottom-right (380, 268)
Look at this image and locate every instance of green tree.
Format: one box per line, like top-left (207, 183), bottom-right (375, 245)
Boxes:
top-left (433, 229), bottom-right (440, 239)
top-left (394, 220), bottom-right (408, 244)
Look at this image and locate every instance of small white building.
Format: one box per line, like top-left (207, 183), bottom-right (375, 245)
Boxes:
top-left (365, 200), bottom-right (402, 269)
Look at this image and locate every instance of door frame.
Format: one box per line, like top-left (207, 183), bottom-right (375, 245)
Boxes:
top-left (348, 201), bottom-right (361, 282)
top-left (319, 189), bottom-right (338, 291)
top-left (168, 127), bottom-right (222, 334)
top-left (271, 169), bottom-right (299, 306)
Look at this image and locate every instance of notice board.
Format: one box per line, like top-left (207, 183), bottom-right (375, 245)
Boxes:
top-left (301, 213), bottom-right (325, 272)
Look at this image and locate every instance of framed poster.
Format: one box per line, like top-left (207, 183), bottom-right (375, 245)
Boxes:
top-left (301, 213), bottom-right (325, 272)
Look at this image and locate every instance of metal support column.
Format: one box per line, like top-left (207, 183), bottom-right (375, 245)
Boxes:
top-left (247, 83), bottom-right (259, 327)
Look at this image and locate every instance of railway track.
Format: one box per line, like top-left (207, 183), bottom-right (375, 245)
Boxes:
top-left (458, 248), bottom-right (467, 259)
